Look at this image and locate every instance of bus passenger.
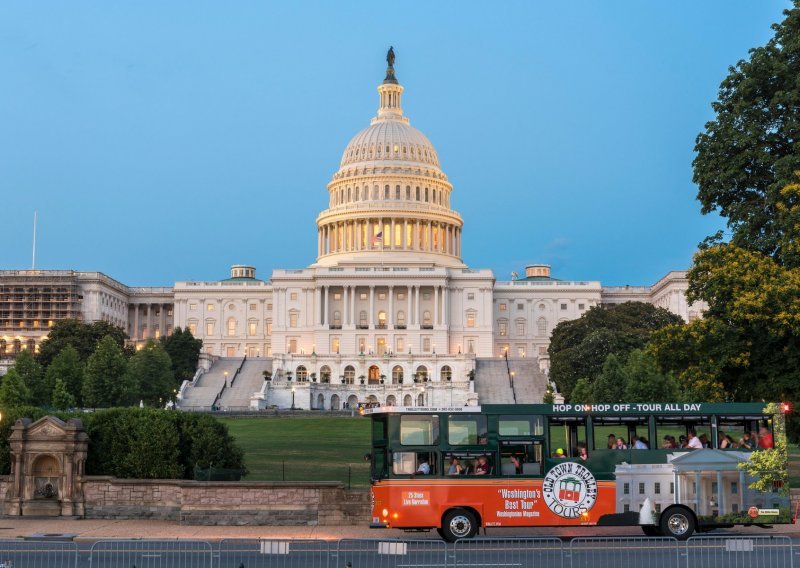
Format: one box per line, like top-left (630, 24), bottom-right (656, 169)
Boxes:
top-left (554, 448), bottom-right (567, 458)
top-left (739, 431), bottom-right (757, 450)
top-left (758, 426), bottom-right (774, 449)
top-left (576, 442), bottom-right (589, 461)
top-left (416, 457), bottom-right (431, 475)
top-left (632, 436), bottom-right (649, 449)
top-left (607, 433), bottom-right (617, 449)
top-left (662, 436), bottom-right (676, 449)
top-left (699, 434), bottom-right (709, 448)
top-left (687, 429), bottom-right (703, 449)
top-left (679, 435), bottom-right (688, 448)
top-left (615, 438), bottom-right (627, 450)
top-left (447, 457), bottom-right (463, 476)
top-left (510, 454), bottom-right (522, 474)
top-left (475, 456), bottom-right (490, 475)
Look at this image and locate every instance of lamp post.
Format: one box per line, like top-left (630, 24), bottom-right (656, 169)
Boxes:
top-left (291, 387), bottom-right (296, 410)
top-left (224, 371), bottom-right (229, 387)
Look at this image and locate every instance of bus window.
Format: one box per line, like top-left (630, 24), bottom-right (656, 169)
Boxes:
top-left (392, 451), bottom-right (436, 475)
top-left (372, 448), bottom-right (387, 479)
top-left (372, 416), bottom-right (387, 443)
top-left (400, 415), bottom-right (439, 445)
top-left (500, 442), bottom-right (543, 476)
top-left (548, 417), bottom-right (586, 458)
top-left (717, 415), bottom-right (773, 450)
top-left (655, 415), bottom-right (711, 448)
top-left (448, 415), bottom-right (488, 445)
top-left (592, 416), bottom-right (649, 450)
top-left (499, 415), bottom-right (544, 437)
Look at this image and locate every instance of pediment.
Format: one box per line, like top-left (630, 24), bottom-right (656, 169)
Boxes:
top-left (26, 416), bottom-right (69, 439)
top-left (669, 449), bottom-right (749, 466)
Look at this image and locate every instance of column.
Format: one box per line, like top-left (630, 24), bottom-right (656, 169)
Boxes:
top-left (412, 285), bottom-right (418, 325)
top-left (343, 286), bottom-right (349, 325)
top-left (369, 286), bottom-right (375, 327)
top-left (716, 471), bottom-right (724, 515)
top-left (694, 472), bottom-right (702, 514)
top-left (434, 285), bottom-right (439, 325)
top-left (673, 471), bottom-right (680, 504)
top-left (427, 222), bottom-right (433, 252)
top-left (160, 303), bottom-right (166, 337)
top-left (133, 305), bottom-right (140, 341)
top-left (366, 219), bottom-right (371, 248)
top-left (316, 288), bottom-right (322, 325)
top-left (739, 470), bottom-right (747, 511)
top-left (391, 219), bottom-right (396, 250)
top-left (388, 286), bottom-right (394, 327)
top-left (407, 285), bottom-right (413, 325)
top-left (146, 304), bottom-right (153, 340)
top-left (443, 287), bottom-right (448, 324)
top-left (322, 286), bottom-right (328, 326)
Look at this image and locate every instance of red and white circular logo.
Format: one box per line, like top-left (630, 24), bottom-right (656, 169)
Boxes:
top-left (748, 506), bottom-right (759, 519)
top-left (542, 462), bottom-right (598, 519)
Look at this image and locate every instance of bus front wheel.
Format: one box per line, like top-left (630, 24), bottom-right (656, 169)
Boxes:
top-left (441, 508), bottom-right (478, 542)
top-left (659, 506), bottom-right (695, 540)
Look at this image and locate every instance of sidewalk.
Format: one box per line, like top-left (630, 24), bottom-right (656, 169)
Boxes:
top-left (0, 517), bottom-right (797, 541)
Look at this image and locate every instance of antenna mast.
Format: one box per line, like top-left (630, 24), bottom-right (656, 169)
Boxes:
top-left (32, 210), bottom-right (37, 270)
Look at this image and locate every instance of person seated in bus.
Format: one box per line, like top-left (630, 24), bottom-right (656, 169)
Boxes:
top-left (739, 431), bottom-right (757, 450)
top-left (718, 431), bottom-right (736, 449)
top-left (416, 456), bottom-right (431, 475)
top-left (679, 435), bottom-right (688, 448)
top-left (631, 435), bottom-right (648, 449)
top-left (554, 448), bottom-right (567, 458)
top-left (614, 438), bottom-right (627, 450)
top-left (576, 441), bottom-right (589, 461)
top-left (607, 433), bottom-right (617, 449)
top-left (758, 425), bottom-right (774, 449)
top-left (687, 429), bottom-right (703, 449)
top-left (447, 457), bottom-right (463, 476)
top-left (698, 433), bottom-right (710, 448)
top-left (662, 435), bottom-right (676, 449)
top-left (474, 455), bottom-right (490, 474)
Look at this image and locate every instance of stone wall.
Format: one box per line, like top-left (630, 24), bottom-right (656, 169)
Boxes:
top-left (80, 476), bottom-right (371, 525)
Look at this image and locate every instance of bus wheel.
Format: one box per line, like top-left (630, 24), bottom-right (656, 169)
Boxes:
top-left (659, 506), bottom-right (695, 540)
top-left (441, 508), bottom-right (478, 542)
top-left (641, 525), bottom-right (661, 537)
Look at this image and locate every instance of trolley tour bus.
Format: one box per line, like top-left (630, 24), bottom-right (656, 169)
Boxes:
top-left (365, 402), bottom-right (792, 541)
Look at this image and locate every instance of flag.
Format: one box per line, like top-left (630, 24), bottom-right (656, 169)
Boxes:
top-left (372, 231), bottom-right (383, 246)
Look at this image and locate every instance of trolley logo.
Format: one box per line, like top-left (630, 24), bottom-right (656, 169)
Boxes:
top-left (542, 462), bottom-right (597, 519)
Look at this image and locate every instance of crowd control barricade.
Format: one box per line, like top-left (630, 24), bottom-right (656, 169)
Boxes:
top-left (88, 539), bottom-right (213, 568)
top-left (569, 536), bottom-right (680, 568)
top-left (335, 538), bottom-right (447, 568)
top-left (0, 539), bottom-right (78, 568)
top-left (218, 538), bottom-right (332, 568)
top-left (454, 537), bottom-right (563, 568)
top-left (685, 535), bottom-right (793, 568)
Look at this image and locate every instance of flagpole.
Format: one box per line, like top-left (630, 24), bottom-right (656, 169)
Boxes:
top-left (31, 210), bottom-right (37, 270)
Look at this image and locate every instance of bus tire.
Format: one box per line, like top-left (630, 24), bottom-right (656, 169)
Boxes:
top-left (659, 506), bottom-right (695, 540)
top-left (441, 508), bottom-right (478, 542)
top-left (641, 525), bottom-right (661, 537)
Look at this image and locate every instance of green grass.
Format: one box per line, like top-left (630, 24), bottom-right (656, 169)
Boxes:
top-left (219, 416), bottom-right (372, 488)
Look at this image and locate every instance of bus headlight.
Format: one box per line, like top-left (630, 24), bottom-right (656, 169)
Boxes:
top-left (382, 508), bottom-right (389, 518)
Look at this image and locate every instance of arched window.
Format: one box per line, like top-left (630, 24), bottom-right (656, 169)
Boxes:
top-left (296, 365), bottom-right (308, 382)
top-left (344, 365), bottom-right (355, 384)
top-left (537, 317), bottom-right (548, 336)
top-left (377, 311), bottom-right (387, 328)
top-left (392, 365), bottom-right (404, 384)
top-left (395, 185), bottom-right (400, 199)
top-left (227, 317), bottom-right (237, 337)
top-left (466, 310), bottom-right (476, 328)
top-left (317, 394), bottom-right (325, 410)
top-left (331, 394), bottom-right (341, 410)
top-left (416, 187), bottom-right (420, 201)
top-left (384, 185), bottom-right (390, 199)
top-left (424, 188), bottom-right (429, 202)
top-left (406, 186), bottom-right (411, 200)
top-left (404, 394), bottom-right (413, 406)
top-left (417, 393), bottom-right (425, 406)
top-left (368, 365), bottom-right (380, 384)
top-left (441, 366), bottom-right (452, 382)
top-left (320, 365), bottom-right (332, 383)
top-left (416, 365), bottom-right (428, 382)
top-left (347, 394), bottom-right (359, 409)
top-left (386, 395), bottom-right (397, 406)
top-left (396, 310), bottom-right (406, 327)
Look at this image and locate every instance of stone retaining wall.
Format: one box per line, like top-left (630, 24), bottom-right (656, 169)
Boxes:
top-left (80, 477), bottom-right (370, 525)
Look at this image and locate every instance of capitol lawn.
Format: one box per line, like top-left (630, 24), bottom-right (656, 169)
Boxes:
top-left (220, 415), bottom-right (372, 488)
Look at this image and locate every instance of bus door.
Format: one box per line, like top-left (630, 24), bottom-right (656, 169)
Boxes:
top-left (370, 414), bottom-right (388, 480)
top-left (547, 416), bottom-right (587, 459)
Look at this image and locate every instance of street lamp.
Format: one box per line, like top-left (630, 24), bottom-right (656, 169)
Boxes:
top-left (291, 387), bottom-right (296, 410)
top-left (224, 371), bottom-right (229, 387)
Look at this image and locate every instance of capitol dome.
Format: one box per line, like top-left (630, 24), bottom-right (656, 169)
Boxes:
top-left (314, 51), bottom-right (464, 268)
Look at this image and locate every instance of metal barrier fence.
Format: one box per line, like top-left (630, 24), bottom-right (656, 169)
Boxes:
top-left (0, 539), bottom-right (78, 568)
top-left (88, 539), bottom-right (214, 568)
top-left (686, 535), bottom-right (794, 568)
top-left (454, 537), bottom-right (564, 568)
top-left (570, 536), bottom-right (680, 568)
top-left (335, 538), bottom-right (447, 568)
top-left (218, 538), bottom-right (332, 568)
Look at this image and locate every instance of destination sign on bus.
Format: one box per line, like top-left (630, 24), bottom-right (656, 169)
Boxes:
top-left (363, 406), bottom-right (482, 415)
top-left (553, 403), bottom-right (703, 413)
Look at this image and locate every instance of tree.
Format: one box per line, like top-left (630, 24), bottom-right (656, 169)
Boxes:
top-left (51, 378), bottom-right (77, 410)
top-left (0, 369), bottom-right (33, 407)
top-left (591, 353), bottom-right (628, 404)
top-left (9, 350), bottom-right (46, 405)
top-left (160, 327), bottom-right (203, 384)
top-left (570, 378), bottom-right (593, 404)
top-left (37, 319), bottom-right (131, 369)
top-left (125, 340), bottom-right (174, 406)
top-left (44, 345), bottom-right (84, 406)
top-left (542, 383), bottom-right (555, 404)
top-left (548, 302), bottom-right (683, 399)
top-left (739, 403), bottom-right (788, 497)
top-left (82, 335), bottom-right (132, 407)
top-left (693, 2), bottom-right (800, 258)
top-left (622, 349), bottom-right (680, 403)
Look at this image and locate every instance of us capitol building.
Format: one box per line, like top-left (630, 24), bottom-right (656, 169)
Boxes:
top-left (0, 52), bottom-right (705, 409)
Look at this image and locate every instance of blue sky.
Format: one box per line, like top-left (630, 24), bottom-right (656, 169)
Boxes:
top-left (0, 1), bottom-right (790, 286)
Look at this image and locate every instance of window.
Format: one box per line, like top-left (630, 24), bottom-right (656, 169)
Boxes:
top-left (422, 337), bottom-right (431, 352)
top-left (359, 311), bottom-right (368, 327)
top-left (288, 339), bottom-right (297, 353)
top-left (248, 321), bottom-right (257, 336)
top-left (189, 303), bottom-right (197, 310)
top-left (539, 346), bottom-right (547, 355)
top-left (289, 312), bottom-right (298, 328)
top-left (670, 482), bottom-right (675, 494)
top-left (467, 339), bottom-right (475, 354)
top-left (579, 303), bottom-right (585, 310)
top-left (331, 337), bottom-right (340, 353)
top-left (466, 310), bottom-right (476, 328)
top-left (655, 415), bottom-right (713, 448)
top-left (422, 311), bottom-right (432, 326)
top-left (398, 292), bottom-right (405, 300)
top-left (333, 311), bottom-right (341, 326)
top-left (378, 293), bottom-right (386, 300)
top-left (499, 303), bottom-right (507, 311)
top-left (333, 293), bottom-right (342, 300)
top-left (396, 311), bottom-right (406, 326)
top-left (392, 451), bottom-right (435, 475)
top-left (207, 304), bottom-right (215, 311)
top-left (267, 303), bottom-right (272, 311)
top-left (423, 292), bottom-right (431, 300)
top-left (360, 292), bottom-right (368, 300)
top-left (358, 337), bottom-right (366, 353)
top-left (548, 416), bottom-right (587, 458)
top-left (517, 346), bottom-right (526, 358)
top-left (296, 366), bottom-right (308, 382)
top-left (517, 303), bottom-right (524, 310)
top-left (266, 319), bottom-right (272, 335)
top-left (344, 365), bottom-right (355, 384)
top-left (592, 415), bottom-right (649, 450)
top-left (560, 303), bottom-right (567, 310)
top-left (731, 482), bottom-right (738, 494)
top-left (655, 504), bottom-right (662, 514)
top-left (400, 416), bottom-right (439, 445)
top-left (377, 311), bottom-right (387, 327)
top-left (227, 318), bottom-right (236, 336)
top-left (654, 482), bottom-right (661, 494)
top-left (188, 322), bottom-right (197, 335)
top-left (537, 318), bottom-right (547, 336)
top-left (396, 337), bottom-right (405, 352)
top-left (623, 483), bottom-right (630, 495)
top-left (516, 322), bottom-right (525, 336)
top-left (250, 303), bottom-right (256, 311)
top-left (206, 322), bottom-right (214, 335)
top-left (499, 415), bottom-right (544, 437)
top-left (448, 415), bottom-right (487, 445)
top-left (290, 292), bottom-right (298, 301)
top-left (498, 320), bottom-right (508, 336)
top-left (467, 293), bottom-right (475, 300)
